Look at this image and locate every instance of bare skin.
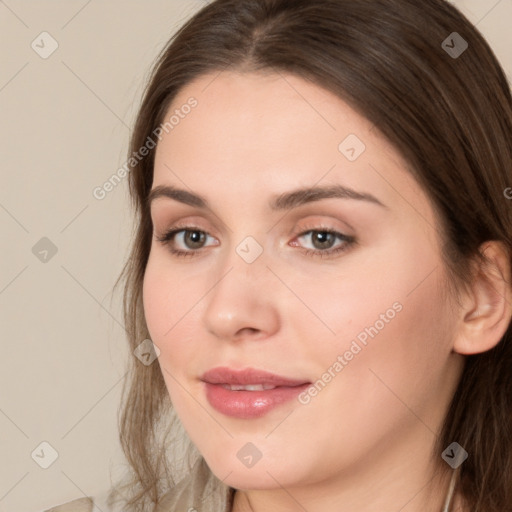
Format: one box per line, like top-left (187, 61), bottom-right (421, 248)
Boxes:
top-left (142, 71), bottom-right (512, 512)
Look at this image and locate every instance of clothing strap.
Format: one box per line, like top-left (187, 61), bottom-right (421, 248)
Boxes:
top-left (442, 467), bottom-right (459, 512)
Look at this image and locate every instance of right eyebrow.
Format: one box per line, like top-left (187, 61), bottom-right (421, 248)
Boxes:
top-left (147, 185), bottom-right (208, 209)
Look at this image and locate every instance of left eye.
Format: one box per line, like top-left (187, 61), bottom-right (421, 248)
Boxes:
top-left (290, 229), bottom-right (356, 258)
top-left (295, 230), bottom-right (347, 251)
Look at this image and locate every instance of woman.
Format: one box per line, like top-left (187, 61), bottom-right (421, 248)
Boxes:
top-left (45, 0), bottom-right (512, 511)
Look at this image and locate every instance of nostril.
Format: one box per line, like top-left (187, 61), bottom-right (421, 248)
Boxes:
top-left (236, 327), bottom-right (260, 338)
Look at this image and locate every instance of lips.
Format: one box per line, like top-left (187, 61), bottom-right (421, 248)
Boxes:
top-left (200, 367), bottom-right (311, 419)
top-left (201, 367), bottom-right (309, 387)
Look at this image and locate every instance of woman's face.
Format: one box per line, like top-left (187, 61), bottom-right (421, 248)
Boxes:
top-left (143, 71), bottom-right (464, 496)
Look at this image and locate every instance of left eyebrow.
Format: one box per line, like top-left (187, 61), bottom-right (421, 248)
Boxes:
top-left (269, 184), bottom-right (388, 211)
top-left (147, 184), bottom-right (388, 211)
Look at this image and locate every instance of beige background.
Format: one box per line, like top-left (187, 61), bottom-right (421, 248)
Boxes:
top-left (0, 1), bottom-right (510, 511)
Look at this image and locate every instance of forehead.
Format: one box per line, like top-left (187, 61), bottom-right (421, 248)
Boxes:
top-left (151, 70), bottom-right (427, 220)
top-left (159, 70), bottom-right (375, 164)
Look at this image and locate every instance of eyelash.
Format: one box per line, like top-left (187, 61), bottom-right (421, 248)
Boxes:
top-left (155, 224), bottom-right (356, 259)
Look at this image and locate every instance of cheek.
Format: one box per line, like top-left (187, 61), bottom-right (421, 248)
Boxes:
top-left (143, 264), bottom-right (186, 407)
top-left (142, 259), bottom-right (166, 339)
top-left (142, 256), bottom-right (203, 376)
top-left (142, 255), bottom-right (185, 355)
top-left (143, 250), bottom-right (192, 332)
top-left (304, 243), bottom-right (451, 409)
top-left (291, 256), bottom-right (405, 367)
top-left (325, 271), bottom-right (450, 418)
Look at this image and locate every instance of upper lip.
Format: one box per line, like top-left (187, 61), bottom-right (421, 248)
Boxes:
top-left (200, 367), bottom-right (310, 387)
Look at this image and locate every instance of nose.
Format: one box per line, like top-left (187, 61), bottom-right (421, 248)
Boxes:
top-left (202, 243), bottom-right (280, 343)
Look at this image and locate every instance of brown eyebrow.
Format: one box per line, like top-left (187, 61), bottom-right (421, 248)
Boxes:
top-left (147, 184), bottom-right (388, 211)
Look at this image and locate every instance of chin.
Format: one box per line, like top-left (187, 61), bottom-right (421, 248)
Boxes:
top-left (202, 449), bottom-right (305, 491)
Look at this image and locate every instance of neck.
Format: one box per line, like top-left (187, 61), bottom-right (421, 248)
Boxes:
top-left (231, 459), bottom-right (461, 512)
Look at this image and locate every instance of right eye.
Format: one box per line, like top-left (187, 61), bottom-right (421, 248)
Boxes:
top-left (155, 227), bottom-right (218, 258)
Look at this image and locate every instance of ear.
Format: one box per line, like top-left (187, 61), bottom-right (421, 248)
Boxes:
top-left (453, 241), bottom-right (512, 355)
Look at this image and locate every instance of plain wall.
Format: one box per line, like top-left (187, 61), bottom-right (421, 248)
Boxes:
top-left (0, 1), bottom-right (510, 511)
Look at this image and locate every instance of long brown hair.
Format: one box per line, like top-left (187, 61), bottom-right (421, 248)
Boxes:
top-left (108, 0), bottom-right (512, 510)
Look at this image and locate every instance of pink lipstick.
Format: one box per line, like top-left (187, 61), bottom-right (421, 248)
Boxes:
top-left (201, 367), bottom-right (311, 419)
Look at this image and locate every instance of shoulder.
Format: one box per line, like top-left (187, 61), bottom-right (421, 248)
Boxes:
top-left (42, 458), bottom-right (234, 512)
top-left (42, 488), bottom-right (115, 512)
top-left (43, 496), bottom-right (94, 512)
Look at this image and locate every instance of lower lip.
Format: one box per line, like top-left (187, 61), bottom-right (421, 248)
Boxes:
top-left (203, 382), bottom-right (311, 419)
